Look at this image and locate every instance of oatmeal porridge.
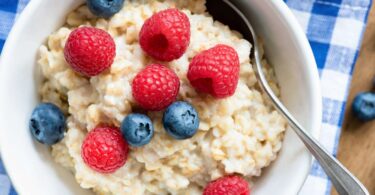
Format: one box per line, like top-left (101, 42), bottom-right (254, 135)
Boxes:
top-left (37, 0), bottom-right (287, 194)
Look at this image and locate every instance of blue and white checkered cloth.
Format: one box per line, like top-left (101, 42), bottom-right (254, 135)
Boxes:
top-left (0, 0), bottom-right (372, 194)
top-left (286, 0), bottom-right (372, 194)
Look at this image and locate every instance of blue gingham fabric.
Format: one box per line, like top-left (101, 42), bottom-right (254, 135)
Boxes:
top-left (284, 0), bottom-right (372, 194)
top-left (0, 0), bottom-right (372, 195)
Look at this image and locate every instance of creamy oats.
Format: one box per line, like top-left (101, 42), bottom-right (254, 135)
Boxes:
top-left (38, 0), bottom-right (287, 194)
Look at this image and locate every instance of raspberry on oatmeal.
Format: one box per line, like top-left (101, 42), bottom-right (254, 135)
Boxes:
top-left (132, 64), bottom-right (180, 111)
top-left (188, 44), bottom-right (240, 98)
top-left (139, 8), bottom-right (191, 61)
top-left (64, 27), bottom-right (116, 77)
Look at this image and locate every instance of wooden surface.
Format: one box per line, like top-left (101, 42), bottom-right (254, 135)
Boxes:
top-left (331, 3), bottom-right (375, 195)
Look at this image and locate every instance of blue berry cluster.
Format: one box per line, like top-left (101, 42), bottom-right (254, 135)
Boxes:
top-left (120, 101), bottom-right (200, 147)
top-left (29, 100), bottom-right (200, 147)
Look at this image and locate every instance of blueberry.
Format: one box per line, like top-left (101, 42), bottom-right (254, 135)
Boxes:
top-left (87, 0), bottom-right (124, 18)
top-left (121, 114), bottom-right (154, 147)
top-left (163, 101), bottom-right (199, 140)
top-left (29, 103), bottom-right (66, 145)
top-left (352, 92), bottom-right (375, 121)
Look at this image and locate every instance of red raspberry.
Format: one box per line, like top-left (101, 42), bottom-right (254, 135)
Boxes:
top-left (64, 27), bottom-right (116, 77)
top-left (203, 175), bottom-right (250, 195)
top-left (139, 8), bottom-right (190, 61)
top-left (187, 44), bottom-right (240, 98)
top-left (132, 64), bottom-right (180, 111)
top-left (81, 126), bottom-right (129, 173)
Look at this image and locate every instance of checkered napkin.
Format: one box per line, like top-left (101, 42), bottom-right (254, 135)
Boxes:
top-left (0, 0), bottom-right (372, 194)
top-left (284, 0), bottom-right (372, 194)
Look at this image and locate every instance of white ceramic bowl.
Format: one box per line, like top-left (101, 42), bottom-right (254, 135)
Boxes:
top-left (0, 0), bottom-right (322, 194)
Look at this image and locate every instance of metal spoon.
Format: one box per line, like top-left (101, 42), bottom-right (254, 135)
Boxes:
top-left (206, 0), bottom-right (369, 194)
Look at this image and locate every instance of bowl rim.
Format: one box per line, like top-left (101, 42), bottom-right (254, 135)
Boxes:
top-left (0, 0), bottom-right (322, 194)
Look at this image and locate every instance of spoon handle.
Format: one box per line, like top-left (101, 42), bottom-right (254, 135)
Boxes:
top-left (283, 110), bottom-right (368, 195)
top-left (275, 100), bottom-right (368, 195)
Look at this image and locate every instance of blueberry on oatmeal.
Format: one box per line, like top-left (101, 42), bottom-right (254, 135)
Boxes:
top-left (121, 114), bottom-right (154, 147)
top-left (87, 0), bottom-right (124, 18)
top-left (162, 101), bottom-right (199, 140)
top-left (29, 103), bottom-right (66, 145)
